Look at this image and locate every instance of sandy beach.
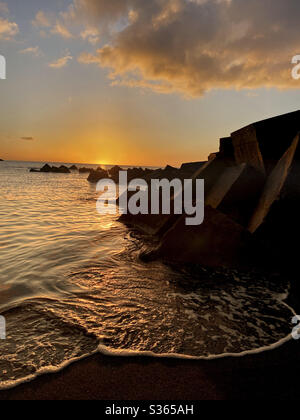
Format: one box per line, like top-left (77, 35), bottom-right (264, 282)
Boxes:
top-left (0, 339), bottom-right (299, 400)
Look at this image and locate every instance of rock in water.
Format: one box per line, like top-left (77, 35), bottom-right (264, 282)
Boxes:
top-left (143, 206), bottom-right (250, 268)
top-left (31, 164), bottom-right (71, 174)
top-left (87, 168), bottom-right (108, 183)
top-left (40, 164), bottom-right (52, 173)
top-left (206, 163), bottom-right (265, 227)
top-left (119, 156), bottom-right (228, 236)
top-left (79, 167), bottom-right (92, 174)
top-left (69, 165), bottom-right (78, 171)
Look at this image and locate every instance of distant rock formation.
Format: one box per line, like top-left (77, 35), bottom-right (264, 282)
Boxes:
top-left (0, 159), bottom-right (4, 161)
top-left (87, 168), bottom-right (108, 183)
top-left (69, 165), bottom-right (78, 171)
top-left (87, 165), bottom-right (158, 184)
top-left (117, 110), bottom-right (300, 270)
top-left (30, 164), bottom-right (71, 174)
top-left (79, 167), bottom-right (93, 174)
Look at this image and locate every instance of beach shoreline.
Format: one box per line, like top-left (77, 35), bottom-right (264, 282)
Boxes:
top-left (1, 339), bottom-right (300, 400)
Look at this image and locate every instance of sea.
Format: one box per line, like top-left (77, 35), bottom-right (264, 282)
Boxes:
top-left (0, 160), bottom-right (295, 389)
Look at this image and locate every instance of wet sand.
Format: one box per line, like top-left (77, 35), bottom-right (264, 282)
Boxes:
top-left (0, 339), bottom-right (300, 400)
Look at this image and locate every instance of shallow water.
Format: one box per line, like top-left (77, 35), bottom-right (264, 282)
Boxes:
top-left (0, 161), bottom-right (294, 389)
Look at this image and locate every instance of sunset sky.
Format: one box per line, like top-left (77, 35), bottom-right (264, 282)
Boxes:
top-left (1, 0), bottom-right (300, 166)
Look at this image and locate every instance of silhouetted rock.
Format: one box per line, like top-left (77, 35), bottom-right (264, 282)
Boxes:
top-left (219, 137), bottom-right (235, 159)
top-left (79, 167), bottom-right (92, 174)
top-left (30, 164), bottom-right (71, 174)
top-left (87, 168), bottom-right (108, 183)
top-left (141, 206), bottom-right (250, 268)
top-left (0, 159), bottom-right (3, 162)
top-left (107, 166), bottom-right (123, 183)
top-left (248, 134), bottom-right (299, 233)
top-left (206, 163), bottom-right (265, 227)
top-left (180, 162), bottom-right (205, 174)
top-left (119, 156), bottom-right (228, 237)
top-left (231, 110), bottom-right (300, 174)
top-left (117, 110), bottom-right (300, 270)
top-left (69, 165), bottom-right (78, 171)
top-left (40, 164), bottom-right (52, 173)
top-left (127, 167), bottom-right (148, 182)
top-left (98, 166), bottom-right (157, 184)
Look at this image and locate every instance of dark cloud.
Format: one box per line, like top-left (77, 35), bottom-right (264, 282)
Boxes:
top-left (20, 137), bottom-right (34, 141)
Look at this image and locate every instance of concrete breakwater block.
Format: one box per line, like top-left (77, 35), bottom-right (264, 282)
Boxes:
top-left (219, 137), bottom-right (235, 160)
top-left (231, 110), bottom-right (300, 174)
top-left (207, 163), bottom-right (265, 226)
top-left (206, 163), bottom-right (248, 210)
top-left (144, 206), bottom-right (250, 267)
top-left (118, 156), bottom-right (229, 236)
top-left (248, 134), bottom-right (299, 234)
top-left (231, 124), bottom-right (265, 175)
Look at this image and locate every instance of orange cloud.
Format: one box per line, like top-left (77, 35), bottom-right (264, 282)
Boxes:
top-left (32, 10), bottom-right (52, 28)
top-left (45, 0), bottom-right (300, 96)
top-left (0, 16), bottom-right (18, 40)
top-left (49, 54), bottom-right (73, 68)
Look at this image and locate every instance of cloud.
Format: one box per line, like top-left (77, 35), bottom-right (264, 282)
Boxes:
top-left (32, 11), bottom-right (52, 28)
top-left (33, 11), bottom-right (73, 39)
top-left (0, 16), bottom-right (19, 40)
top-left (44, 0), bottom-right (300, 96)
top-left (19, 46), bottom-right (42, 57)
top-left (0, 2), bottom-right (8, 15)
top-left (51, 21), bottom-right (73, 39)
top-left (20, 137), bottom-right (34, 141)
top-left (80, 27), bottom-right (100, 45)
top-left (49, 54), bottom-right (73, 69)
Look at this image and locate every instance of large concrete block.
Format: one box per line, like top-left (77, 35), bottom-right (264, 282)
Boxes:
top-left (219, 137), bottom-right (235, 159)
top-left (180, 161), bottom-right (205, 174)
top-left (248, 134), bottom-right (299, 233)
top-left (231, 124), bottom-right (265, 174)
top-left (206, 163), bottom-right (265, 226)
top-left (149, 206), bottom-right (249, 267)
top-left (231, 110), bottom-right (300, 174)
top-left (206, 163), bottom-right (247, 209)
top-left (118, 156), bottom-right (229, 236)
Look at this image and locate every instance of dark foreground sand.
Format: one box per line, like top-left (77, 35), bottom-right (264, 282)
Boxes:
top-left (0, 339), bottom-right (300, 400)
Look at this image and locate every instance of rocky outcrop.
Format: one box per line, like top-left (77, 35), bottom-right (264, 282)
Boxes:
top-left (79, 167), bottom-right (93, 174)
top-left (248, 134), bottom-right (299, 234)
top-left (69, 165), bottom-right (78, 171)
top-left (141, 206), bottom-right (250, 267)
top-left (117, 110), bottom-right (300, 269)
top-left (86, 166), bottom-right (156, 183)
top-left (87, 168), bottom-right (109, 183)
top-left (231, 110), bottom-right (300, 174)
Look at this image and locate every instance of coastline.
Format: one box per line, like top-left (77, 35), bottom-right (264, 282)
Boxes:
top-left (1, 339), bottom-right (300, 400)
